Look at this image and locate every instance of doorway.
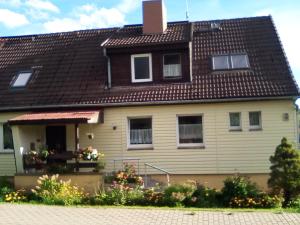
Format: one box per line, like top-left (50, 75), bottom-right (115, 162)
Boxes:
top-left (46, 126), bottom-right (66, 153)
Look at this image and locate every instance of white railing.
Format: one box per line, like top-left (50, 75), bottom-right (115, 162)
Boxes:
top-left (144, 163), bottom-right (171, 187)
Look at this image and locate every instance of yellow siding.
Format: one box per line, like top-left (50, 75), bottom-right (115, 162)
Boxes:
top-left (78, 100), bottom-right (297, 175)
top-left (0, 100), bottom-right (297, 176)
top-left (0, 112), bottom-right (23, 176)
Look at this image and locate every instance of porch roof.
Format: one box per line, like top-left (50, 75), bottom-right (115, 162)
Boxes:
top-left (9, 110), bottom-right (102, 125)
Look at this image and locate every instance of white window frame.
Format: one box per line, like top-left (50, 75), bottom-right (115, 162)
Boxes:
top-left (176, 114), bottom-right (204, 148)
top-left (127, 116), bottom-right (153, 150)
top-left (131, 53), bottom-right (153, 83)
top-left (249, 111), bottom-right (262, 130)
top-left (0, 123), bottom-right (14, 153)
top-left (163, 53), bottom-right (182, 78)
top-left (229, 112), bottom-right (242, 131)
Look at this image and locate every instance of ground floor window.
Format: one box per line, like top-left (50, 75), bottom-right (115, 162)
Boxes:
top-left (128, 118), bottom-right (152, 148)
top-left (177, 115), bottom-right (203, 146)
top-left (0, 123), bottom-right (14, 151)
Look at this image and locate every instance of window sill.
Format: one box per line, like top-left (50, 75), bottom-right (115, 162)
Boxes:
top-left (0, 150), bottom-right (14, 154)
top-left (127, 146), bottom-right (154, 151)
top-left (249, 128), bottom-right (263, 131)
top-left (229, 128), bottom-right (242, 132)
top-left (177, 145), bottom-right (205, 149)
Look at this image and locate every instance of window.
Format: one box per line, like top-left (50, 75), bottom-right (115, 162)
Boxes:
top-left (212, 55), bottom-right (230, 70)
top-left (0, 123), bottom-right (14, 151)
top-left (212, 54), bottom-right (250, 70)
top-left (231, 54), bottom-right (249, 68)
top-left (131, 54), bottom-right (152, 83)
top-left (163, 54), bottom-right (181, 78)
top-left (177, 115), bottom-right (203, 147)
top-left (128, 118), bottom-right (152, 148)
top-left (229, 112), bottom-right (241, 130)
top-left (12, 72), bottom-right (32, 88)
top-left (249, 111), bottom-right (262, 130)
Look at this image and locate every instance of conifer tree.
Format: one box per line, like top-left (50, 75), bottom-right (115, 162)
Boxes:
top-left (268, 137), bottom-right (300, 206)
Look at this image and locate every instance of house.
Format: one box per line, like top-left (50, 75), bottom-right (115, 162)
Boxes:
top-left (0, 0), bottom-right (299, 190)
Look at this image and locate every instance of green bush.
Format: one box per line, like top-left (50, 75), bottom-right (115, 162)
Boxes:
top-left (0, 186), bottom-right (13, 202)
top-left (221, 176), bottom-right (261, 206)
top-left (268, 137), bottom-right (300, 207)
top-left (186, 184), bottom-right (221, 207)
top-left (92, 185), bottom-right (144, 206)
top-left (163, 181), bottom-right (197, 207)
top-left (31, 174), bottom-right (85, 205)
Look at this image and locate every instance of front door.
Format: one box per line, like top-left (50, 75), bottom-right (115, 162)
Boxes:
top-left (46, 126), bottom-right (66, 153)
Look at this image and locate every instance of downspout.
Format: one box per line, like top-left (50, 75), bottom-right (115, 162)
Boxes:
top-left (102, 47), bottom-right (112, 89)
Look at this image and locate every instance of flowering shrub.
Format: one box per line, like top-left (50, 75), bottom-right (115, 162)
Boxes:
top-left (187, 184), bottom-right (221, 207)
top-left (221, 176), bottom-right (261, 206)
top-left (229, 195), bottom-right (282, 208)
top-left (163, 181), bottom-right (197, 207)
top-left (4, 190), bottom-right (26, 203)
top-left (78, 146), bottom-right (104, 161)
top-left (143, 188), bottom-right (165, 206)
top-left (31, 175), bottom-right (85, 205)
top-left (115, 164), bottom-right (144, 186)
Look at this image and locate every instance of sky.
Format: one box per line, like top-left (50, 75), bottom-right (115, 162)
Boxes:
top-left (0, 0), bottom-right (299, 98)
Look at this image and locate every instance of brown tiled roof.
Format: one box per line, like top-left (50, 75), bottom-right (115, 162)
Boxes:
top-left (103, 21), bottom-right (191, 48)
top-left (9, 110), bottom-right (100, 124)
top-left (0, 16), bottom-right (298, 110)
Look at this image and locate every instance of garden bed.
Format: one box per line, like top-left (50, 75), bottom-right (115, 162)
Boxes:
top-left (14, 173), bottom-right (103, 194)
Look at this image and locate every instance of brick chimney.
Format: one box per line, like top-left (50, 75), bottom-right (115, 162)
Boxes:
top-left (143, 0), bottom-right (167, 34)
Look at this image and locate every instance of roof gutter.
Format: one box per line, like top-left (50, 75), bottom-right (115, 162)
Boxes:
top-left (0, 96), bottom-right (297, 112)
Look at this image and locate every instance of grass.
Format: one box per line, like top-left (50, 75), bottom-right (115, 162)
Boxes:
top-left (2, 201), bottom-right (299, 213)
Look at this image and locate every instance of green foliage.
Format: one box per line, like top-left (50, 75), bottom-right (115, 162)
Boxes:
top-left (187, 184), bottom-right (221, 207)
top-left (31, 174), bottom-right (85, 205)
top-left (268, 137), bottom-right (300, 206)
top-left (92, 185), bottom-right (144, 206)
top-left (0, 186), bottom-right (13, 202)
top-left (163, 181), bottom-right (197, 207)
top-left (3, 190), bottom-right (26, 203)
top-left (221, 176), bottom-right (261, 206)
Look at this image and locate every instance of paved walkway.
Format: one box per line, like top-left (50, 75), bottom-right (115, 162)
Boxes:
top-left (0, 204), bottom-right (299, 225)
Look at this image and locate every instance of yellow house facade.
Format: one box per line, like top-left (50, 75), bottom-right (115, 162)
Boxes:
top-left (0, 99), bottom-right (297, 189)
top-left (0, 3), bottom-right (299, 191)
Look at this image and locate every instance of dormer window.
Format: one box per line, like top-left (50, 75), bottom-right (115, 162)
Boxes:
top-left (163, 54), bottom-right (181, 78)
top-left (11, 72), bottom-right (32, 88)
top-left (212, 54), bottom-right (250, 70)
top-left (131, 53), bottom-right (152, 83)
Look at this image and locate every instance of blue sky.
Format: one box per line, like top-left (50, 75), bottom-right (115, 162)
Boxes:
top-left (0, 0), bottom-right (300, 93)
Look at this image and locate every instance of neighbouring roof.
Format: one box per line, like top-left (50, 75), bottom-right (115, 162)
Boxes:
top-left (0, 16), bottom-right (298, 110)
top-left (9, 110), bottom-right (101, 124)
top-left (102, 21), bottom-right (191, 48)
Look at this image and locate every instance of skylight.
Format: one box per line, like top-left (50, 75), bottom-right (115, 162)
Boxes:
top-left (12, 72), bottom-right (32, 88)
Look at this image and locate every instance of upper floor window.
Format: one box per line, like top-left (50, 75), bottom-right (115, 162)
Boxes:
top-left (163, 54), bottom-right (181, 78)
top-left (0, 123), bottom-right (14, 151)
top-left (249, 111), bottom-right (262, 130)
top-left (12, 72), bottom-right (32, 88)
top-left (131, 53), bottom-right (152, 83)
top-left (229, 112), bottom-right (241, 131)
top-left (212, 54), bottom-right (250, 70)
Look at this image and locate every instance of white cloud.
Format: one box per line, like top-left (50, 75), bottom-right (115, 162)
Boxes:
top-left (43, 0), bottom-right (141, 33)
top-left (255, 9), bottom-right (300, 72)
top-left (0, 0), bottom-right (21, 7)
top-left (0, 8), bottom-right (29, 28)
top-left (25, 0), bottom-right (60, 13)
